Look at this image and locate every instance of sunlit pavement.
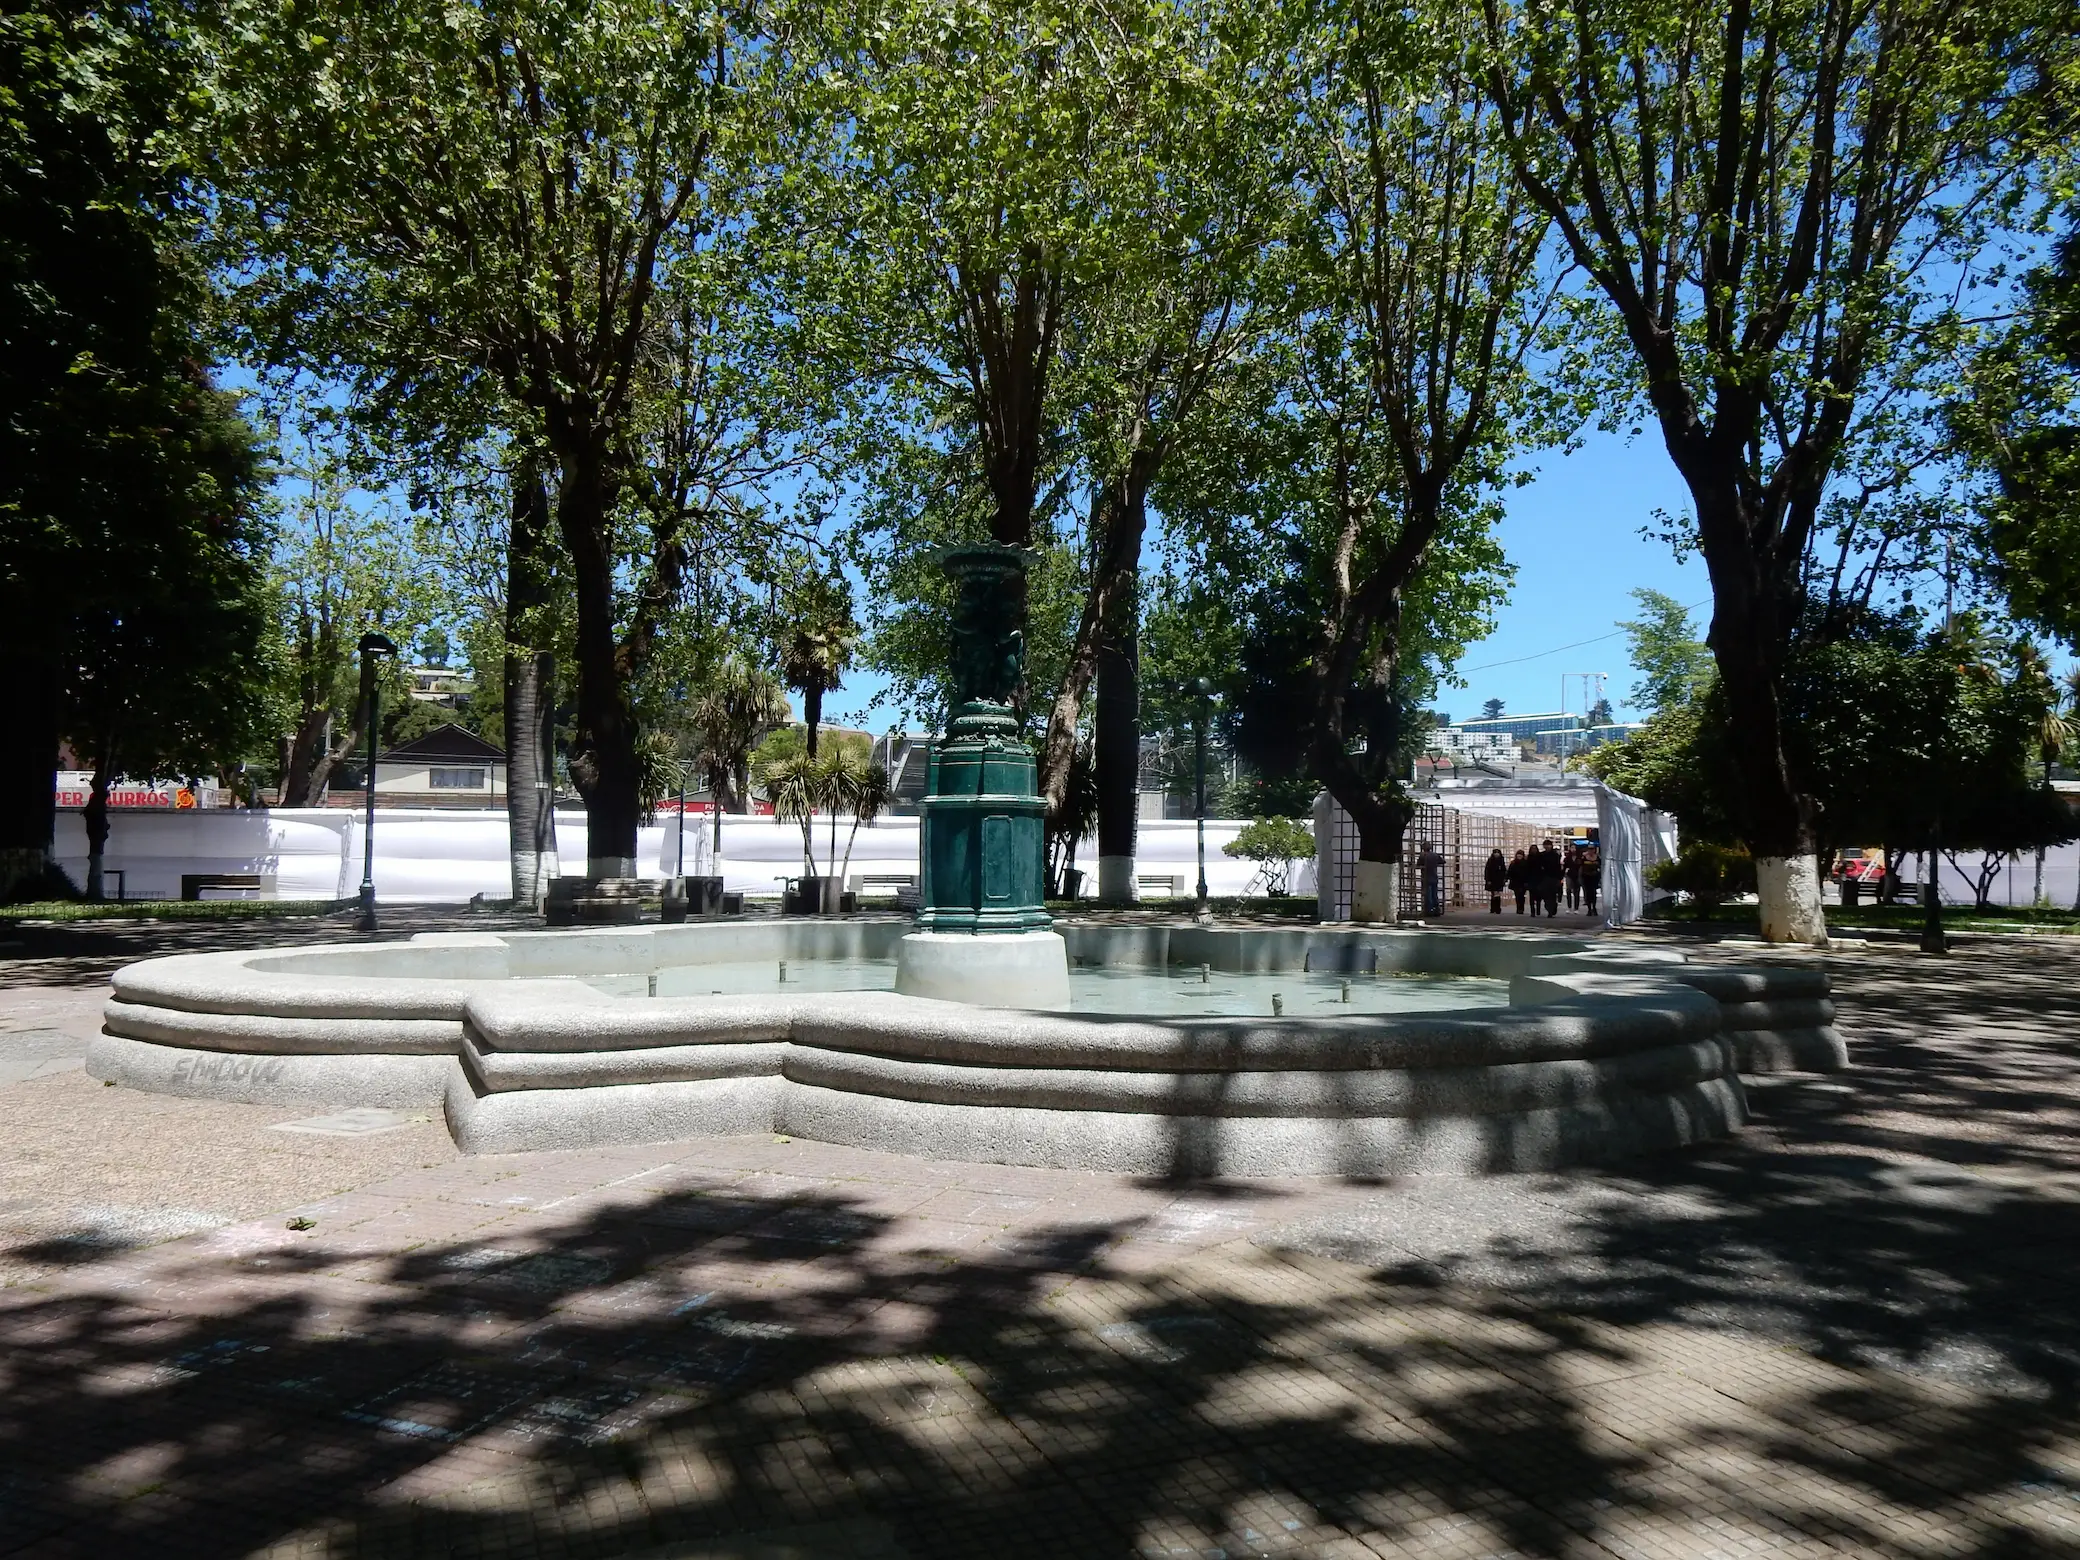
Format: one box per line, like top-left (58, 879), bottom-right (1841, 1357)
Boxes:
top-left (3, 915), bottom-right (2078, 1558)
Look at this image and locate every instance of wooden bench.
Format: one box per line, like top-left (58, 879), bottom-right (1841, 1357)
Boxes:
top-left (180, 873), bottom-right (264, 902)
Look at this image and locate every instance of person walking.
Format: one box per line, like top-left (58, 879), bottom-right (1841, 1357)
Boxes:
top-left (1506, 849), bottom-right (1529, 914)
top-left (1536, 839), bottom-right (1564, 916)
top-left (1483, 848), bottom-right (1508, 914)
top-left (1418, 842), bottom-right (1446, 918)
top-left (1564, 847), bottom-right (1583, 911)
top-left (1581, 847), bottom-right (1602, 916)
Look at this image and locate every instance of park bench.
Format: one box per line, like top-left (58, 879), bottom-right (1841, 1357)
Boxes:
top-left (180, 873), bottom-right (264, 901)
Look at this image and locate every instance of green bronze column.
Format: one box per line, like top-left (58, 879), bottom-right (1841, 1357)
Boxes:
top-left (914, 545), bottom-right (1052, 934)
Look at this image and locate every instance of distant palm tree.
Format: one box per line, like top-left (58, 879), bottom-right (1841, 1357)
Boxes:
top-left (689, 659), bottom-right (789, 860)
top-left (821, 749), bottom-right (891, 887)
top-left (762, 750), bottom-right (824, 886)
top-left (780, 581), bottom-right (856, 758)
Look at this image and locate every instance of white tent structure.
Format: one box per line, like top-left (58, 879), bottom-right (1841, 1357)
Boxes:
top-left (1314, 777), bottom-right (1677, 926)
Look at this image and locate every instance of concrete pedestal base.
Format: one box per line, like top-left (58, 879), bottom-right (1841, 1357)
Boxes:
top-left (892, 930), bottom-right (1071, 1011)
top-left (546, 877), bottom-right (645, 926)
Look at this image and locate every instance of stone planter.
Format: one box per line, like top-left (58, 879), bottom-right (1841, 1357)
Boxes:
top-left (790, 875), bottom-right (844, 915)
top-left (545, 877), bottom-right (645, 926)
top-left (663, 876), bottom-right (725, 921)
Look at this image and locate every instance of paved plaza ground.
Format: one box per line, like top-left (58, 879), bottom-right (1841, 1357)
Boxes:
top-left (2, 912), bottom-right (2078, 1558)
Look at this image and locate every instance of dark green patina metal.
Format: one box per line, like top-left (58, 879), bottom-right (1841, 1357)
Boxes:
top-left (915, 545), bottom-right (1051, 934)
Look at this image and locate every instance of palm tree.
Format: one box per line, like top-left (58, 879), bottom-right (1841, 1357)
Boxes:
top-left (821, 748), bottom-right (892, 888)
top-left (762, 750), bottom-right (823, 893)
top-left (780, 579), bottom-right (856, 758)
top-left (688, 659), bottom-right (788, 862)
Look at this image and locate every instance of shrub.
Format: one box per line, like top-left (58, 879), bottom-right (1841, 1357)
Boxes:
top-left (1648, 842), bottom-right (1757, 912)
top-left (1222, 816), bottom-right (1316, 897)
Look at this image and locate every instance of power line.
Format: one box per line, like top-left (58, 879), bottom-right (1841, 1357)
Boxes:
top-left (1456, 598), bottom-right (1712, 675)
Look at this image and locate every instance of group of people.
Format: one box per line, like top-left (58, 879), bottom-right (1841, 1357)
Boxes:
top-left (1483, 840), bottom-right (1601, 917)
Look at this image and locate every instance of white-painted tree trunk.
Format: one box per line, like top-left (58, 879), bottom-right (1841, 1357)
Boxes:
top-left (590, 855), bottom-right (637, 881)
top-left (1351, 859), bottom-right (1399, 923)
top-left (1097, 855), bottom-right (1137, 902)
top-left (1755, 854), bottom-right (1828, 945)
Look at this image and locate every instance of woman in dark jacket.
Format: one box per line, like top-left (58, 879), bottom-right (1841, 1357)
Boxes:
top-left (1506, 849), bottom-right (1530, 914)
top-left (1536, 841), bottom-right (1564, 915)
top-left (1564, 847), bottom-right (1582, 910)
top-left (1580, 848), bottom-right (1602, 915)
top-left (1483, 848), bottom-right (1508, 914)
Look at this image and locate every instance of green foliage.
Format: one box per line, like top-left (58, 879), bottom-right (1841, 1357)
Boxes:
top-left (1648, 844), bottom-right (1758, 913)
top-left (1952, 230), bottom-right (2080, 650)
top-left (1619, 591), bottom-right (1714, 717)
top-left (1222, 816), bottom-right (1317, 897)
top-left (0, 899), bottom-right (344, 923)
top-left (2, 2), bottom-right (275, 839)
top-left (268, 438), bottom-right (450, 804)
top-left (1591, 607), bottom-right (2076, 863)
top-left (1581, 697), bottom-right (1740, 844)
top-left (684, 660), bottom-right (790, 813)
top-left (1218, 771), bottom-right (1320, 821)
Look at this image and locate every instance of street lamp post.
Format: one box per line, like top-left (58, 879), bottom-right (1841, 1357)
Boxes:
top-left (1190, 678), bottom-right (1213, 921)
top-left (356, 633), bottom-right (399, 931)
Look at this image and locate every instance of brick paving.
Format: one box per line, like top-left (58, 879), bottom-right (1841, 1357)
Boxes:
top-left (2, 916), bottom-right (2078, 1557)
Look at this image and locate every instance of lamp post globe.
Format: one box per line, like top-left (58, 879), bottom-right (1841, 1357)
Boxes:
top-left (356, 633), bottom-right (399, 932)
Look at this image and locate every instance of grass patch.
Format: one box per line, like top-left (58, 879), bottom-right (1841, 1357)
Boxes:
top-left (1643, 900), bottom-right (2080, 936)
top-left (0, 898), bottom-right (347, 924)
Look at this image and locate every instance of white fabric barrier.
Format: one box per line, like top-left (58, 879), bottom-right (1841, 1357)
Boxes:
top-left (51, 808), bottom-right (1271, 904)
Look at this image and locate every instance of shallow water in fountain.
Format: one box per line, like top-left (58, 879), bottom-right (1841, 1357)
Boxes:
top-left (574, 960), bottom-right (1509, 1017)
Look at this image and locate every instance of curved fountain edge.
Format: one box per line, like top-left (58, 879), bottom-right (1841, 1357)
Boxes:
top-left (87, 920), bottom-right (1846, 1171)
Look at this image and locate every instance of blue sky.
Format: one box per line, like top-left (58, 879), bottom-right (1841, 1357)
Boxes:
top-left (819, 428), bottom-right (1715, 732)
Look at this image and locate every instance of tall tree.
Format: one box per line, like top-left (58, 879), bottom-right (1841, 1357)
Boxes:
top-left (1266, 0), bottom-right (1560, 919)
top-left (65, 384), bottom-right (275, 896)
top-left (778, 573), bottom-right (856, 759)
top-left (1, 1), bottom-right (255, 898)
top-left (268, 445), bottom-right (443, 807)
top-left (1619, 589), bottom-right (1715, 716)
top-left (503, 455), bottom-right (562, 905)
top-left (1032, 9), bottom-right (1277, 895)
top-left (1952, 227), bottom-right (2080, 651)
top-left (203, 0), bottom-right (776, 878)
top-left (815, 0), bottom-right (1179, 801)
top-left (1482, 0), bottom-right (2067, 941)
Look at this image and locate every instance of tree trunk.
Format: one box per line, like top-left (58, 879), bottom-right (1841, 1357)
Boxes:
top-left (1684, 475), bottom-right (1828, 945)
top-left (0, 652), bottom-right (61, 899)
top-left (280, 709), bottom-right (332, 806)
top-left (1321, 766), bottom-right (1413, 923)
top-left (507, 652), bottom-right (558, 904)
top-left (1094, 567), bottom-right (1140, 902)
top-left (84, 761), bottom-right (112, 901)
top-left (505, 458), bottom-right (559, 907)
top-left (1039, 466), bottom-right (1151, 893)
top-left (803, 685), bottom-right (822, 759)
top-left (556, 462), bottom-right (641, 879)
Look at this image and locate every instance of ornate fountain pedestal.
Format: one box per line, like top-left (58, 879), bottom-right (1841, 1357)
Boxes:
top-left (894, 544), bottom-right (1070, 1010)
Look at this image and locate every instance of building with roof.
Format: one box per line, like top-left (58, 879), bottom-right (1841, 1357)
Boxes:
top-left (363, 724), bottom-right (506, 807)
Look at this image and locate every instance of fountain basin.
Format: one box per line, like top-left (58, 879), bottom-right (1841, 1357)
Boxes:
top-left (90, 919), bottom-right (1847, 1175)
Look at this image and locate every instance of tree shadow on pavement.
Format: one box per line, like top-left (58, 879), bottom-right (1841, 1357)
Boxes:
top-left (5, 1146), bottom-right (2078, 1560)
